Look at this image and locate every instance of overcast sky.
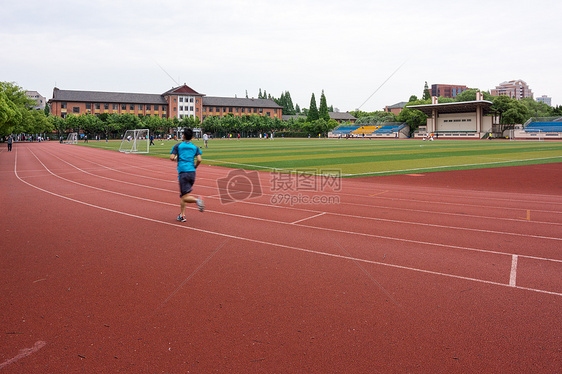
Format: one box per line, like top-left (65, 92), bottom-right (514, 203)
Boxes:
top-left (3, 0), bottom-right (561, 111)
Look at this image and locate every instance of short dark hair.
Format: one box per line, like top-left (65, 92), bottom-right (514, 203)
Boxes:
top-left (183, 128), bottom-right (193, 140)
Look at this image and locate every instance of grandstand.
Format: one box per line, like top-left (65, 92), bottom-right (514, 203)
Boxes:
top-left (329, 123), bottom-right (408, 138)
top-left (512, 117), bottom-right (562, 139)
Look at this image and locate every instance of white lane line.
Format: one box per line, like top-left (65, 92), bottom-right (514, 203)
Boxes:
top-left (14, 150), bottom-right (562, 298)
top-left (34, 149), bottom-right (562, 243)
top-left (510, 255), bottom-right (519, 287)
top-left (291, 212), bottom-right (325, 225)
top-left (40, 148), bottom-right (562, 226)
top-left (24, 148), bottom-right (562, 264)
top-left (0, 341), bottom-right (47, 369)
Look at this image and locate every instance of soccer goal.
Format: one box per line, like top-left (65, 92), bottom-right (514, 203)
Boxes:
top-left (119, 129), bottom-right (150, 153)
top-left (65, 132), bottom-right (78, 144)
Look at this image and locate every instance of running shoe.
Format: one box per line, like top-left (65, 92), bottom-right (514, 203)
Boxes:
top-left (177, 214), bottom-right (186, 222)
top-left (196, 197), bottom-right (205, 212)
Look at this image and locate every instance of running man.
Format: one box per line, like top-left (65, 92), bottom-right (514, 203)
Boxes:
top-left (170, 128), bottom-right (205, 222)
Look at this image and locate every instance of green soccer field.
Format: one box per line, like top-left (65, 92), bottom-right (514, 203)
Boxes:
top-left (80, 138), bottom-right (562, 177)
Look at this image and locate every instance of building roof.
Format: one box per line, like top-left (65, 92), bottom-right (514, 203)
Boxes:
top-left (407, 100), bottom-right (494, 115)
top-left (202, 96), bottom-right (282, 109)
top-left (329, 112), bottom-right (357, 120)
top-left (386, 101), bottom-right (408, 109)
top-left (162, 84), bottom-right (204, 96)
top-left (50, 88), bottom-right (168, 104)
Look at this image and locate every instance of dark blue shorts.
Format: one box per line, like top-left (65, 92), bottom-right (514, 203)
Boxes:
top-left (178, 171), bottom-right (196, 197)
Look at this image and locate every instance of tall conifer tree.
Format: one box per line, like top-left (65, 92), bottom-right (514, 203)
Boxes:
top-left (319, 90), bottom-right (329, 121)
top-left (307, 93), bottom-right (319, 122)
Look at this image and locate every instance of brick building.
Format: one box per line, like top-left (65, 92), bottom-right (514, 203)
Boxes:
top-left (48, 84), bottom-right (282, 120)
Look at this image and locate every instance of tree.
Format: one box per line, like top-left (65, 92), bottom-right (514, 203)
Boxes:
top-left (409, 95), bottom-right (418, 102)
top-left (295, 104), bottom-right (301, 114)
top-left (519, 97), bottom-right (551, 118)
top-left (0, 82), bottom-right (34, 136)
top-left (306, 93), bottom-right (319, 122)
top-left (318, 90), bottom-right (330, 121)
top-left (422, 81), bottom-right (431, 100)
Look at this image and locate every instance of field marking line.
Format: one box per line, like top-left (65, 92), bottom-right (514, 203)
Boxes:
top-left (0, 341), bottom-right (47, 369)
top-left (158, 240), bottom-right (228, 308)
top-left (291, 212), bottom-right (325, 225)
top-left (37, 148), bottom-right (562, 238)
top-left (343, 156), bottom-right (562, 177)
top-left (24, 148), bottom-right (562, 264)
top-left (509, 255), bottom-right (518, 287)
top-left (45, 146), bottom-right (562, 213)
top-left (13, 151), bottom-right (562, 297)
top-left (369, 190), bottom-right (389, 197)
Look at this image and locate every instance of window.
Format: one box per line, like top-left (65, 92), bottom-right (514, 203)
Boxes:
top-left (95, 103), bottom-right (100, 110)
top-left (104, 103), bottom-right (109, 110)
top-left (138, 105), bottom-right (143, 110)
top-left (196, 99), bottom-right (199, 103)
top-left (259, 108), bottom-right (263, 114)
top-left (130, 105), bottom-right (134, 110)
top-left (179, 97), bottom-right (184, 102)
top-left (180, 106), bottom-right (184, 111)
top-left (266, 112), bottom-right (270, 117)
top-left (189, 98), bottom-right (194, 102)
top-left (86, 103), bottom-right (91, 109)
top-left (253, 108), bottom-right (257, 113)
top-left (190, 106), bottom-right (194, 111)
top-left (73, 107), bottom-right (80, 113)
top-left (61, 102), bottom-right (67, 109)
top-left (241, 108), bottom-right (245, 113)
top-left (154, 105), bottom-right (158, 111)
top-left (113, 104), bottom-right (118, 110)
top-left (122, 104), bottom-right (126, 110)
top-left (229, 107), bottom-right (233, 113)
top-left (196, 108), bottom-right (199, 112)
top-left (146, 104), bottom-right (151, 110)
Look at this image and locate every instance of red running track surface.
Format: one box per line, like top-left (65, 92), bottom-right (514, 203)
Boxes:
top-left (1, 142), bottom-right (561, 373)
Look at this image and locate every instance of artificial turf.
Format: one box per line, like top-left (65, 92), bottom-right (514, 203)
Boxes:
top-left (79, 138), bottom-right (562, 177)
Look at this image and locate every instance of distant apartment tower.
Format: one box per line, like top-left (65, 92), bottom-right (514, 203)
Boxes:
top-left (536, 95), bottom-right (552, 106)
top-left (490, 79), bottom-right (533, 100)
top-left (26, 91), bottom-right (46, 110)
top-left (430, 84), bottom-right (469, 99)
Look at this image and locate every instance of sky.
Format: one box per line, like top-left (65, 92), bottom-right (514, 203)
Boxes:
top-left (2, 0), bottom-right (561, 112)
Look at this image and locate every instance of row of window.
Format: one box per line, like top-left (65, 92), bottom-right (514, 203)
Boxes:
top-left (443, 119), bottom-right (472, 122)
top-left (60, 103), bottom-right (166, 111)
top-left (205, 107), bottom-right (264, 114)
top-left (70, 106), bottom-right (167, 114)
top-left (62, 112), bottom-right (167, 119)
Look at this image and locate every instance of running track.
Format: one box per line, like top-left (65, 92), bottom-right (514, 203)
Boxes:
top-left (1, 142), bottom-right (561, 373)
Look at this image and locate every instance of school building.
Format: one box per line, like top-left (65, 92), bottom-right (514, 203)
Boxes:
top-left (48, 84), bottom-right (283, 120)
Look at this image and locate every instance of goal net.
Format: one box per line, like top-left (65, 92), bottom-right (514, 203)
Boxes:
top-left (65, 132), bottom-right (78, 144)
top-left (119, 129), bottom-right (150, 153)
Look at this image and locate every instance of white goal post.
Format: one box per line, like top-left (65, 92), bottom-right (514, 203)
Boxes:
top-left (119, 129), bottom-right (150, 153)
top-left (65, 132), bottom-right (78, 144)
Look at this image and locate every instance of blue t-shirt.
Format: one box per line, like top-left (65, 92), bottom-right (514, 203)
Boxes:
top-left (171, 141), bottom-right (202, 173)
